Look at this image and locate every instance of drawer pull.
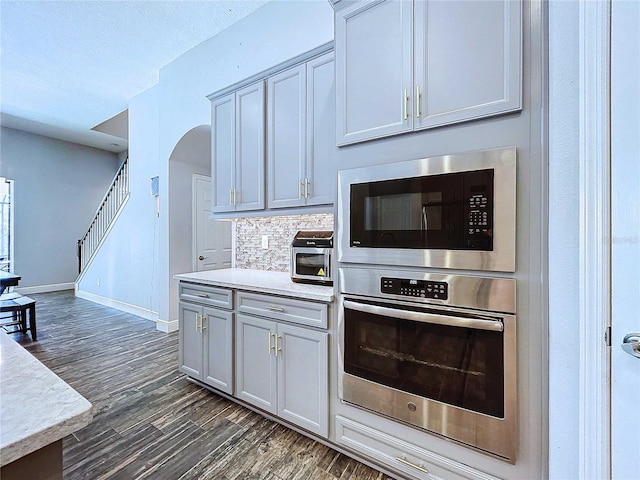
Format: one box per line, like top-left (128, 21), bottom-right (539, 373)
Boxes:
top-left (266, 305), bottom-right (286, 312)
top-left (192, 293), bottom-right (210, 298)
top-left (396, 456), bottom-right (429, 474)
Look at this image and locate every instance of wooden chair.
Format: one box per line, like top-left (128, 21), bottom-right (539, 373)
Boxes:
top-left (0, 293), bottom-right (37, 340)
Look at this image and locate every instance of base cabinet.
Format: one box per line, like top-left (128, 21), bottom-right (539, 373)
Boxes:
top-left (178, 301), bottom-right (205, 380)
top-left (234, 314), bottom-right (277, 412)
top-left (179, 303), bottom-right (234, 395)
top-left (236, 313), bottom-right (329, 437)
top-left (335, 416), bottom-right (499, 480)
top-left (178, 283), bottom-right (234, 395)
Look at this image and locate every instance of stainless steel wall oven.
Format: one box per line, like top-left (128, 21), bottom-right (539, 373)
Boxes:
top-left (337, 147), bottom-right (517, 272)
top-left (338, 267), bottom-right (517, 462)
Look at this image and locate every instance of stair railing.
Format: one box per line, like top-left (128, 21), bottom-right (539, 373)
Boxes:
top-left (77, 157), bottom-right (129, 274)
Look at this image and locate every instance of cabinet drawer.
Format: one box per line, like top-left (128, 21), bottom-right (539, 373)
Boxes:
top-left (335, 416), bottom-right (499, 480)
top-left (236, 291), bottom-right (327, 328)
top-left (179, 282), bottom-right (233, 309)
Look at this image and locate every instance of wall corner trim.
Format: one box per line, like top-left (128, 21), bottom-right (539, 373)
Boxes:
top-left (155, 318), bottom-right (179, 333)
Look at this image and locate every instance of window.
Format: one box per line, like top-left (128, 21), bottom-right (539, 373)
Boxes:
top-left (0, 178), bottom-right (14, 272)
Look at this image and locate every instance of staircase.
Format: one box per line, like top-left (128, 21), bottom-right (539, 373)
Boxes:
top-left (77, 157), bottom-right (129, 275)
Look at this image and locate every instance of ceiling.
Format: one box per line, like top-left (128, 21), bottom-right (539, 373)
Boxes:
top-left (0, 0), bottom-right (270, 153)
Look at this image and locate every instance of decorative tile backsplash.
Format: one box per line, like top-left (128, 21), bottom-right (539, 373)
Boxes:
top-left (235, 213), bottom-right (334, 272)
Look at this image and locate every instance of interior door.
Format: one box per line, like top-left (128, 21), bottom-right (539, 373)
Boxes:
top-left (193, 175), bottom-right (232, 272)
top-left (610, 0), bottom-right (639, 477)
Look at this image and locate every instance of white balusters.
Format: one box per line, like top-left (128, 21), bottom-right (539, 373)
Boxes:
top-left (78, 157), bottom-right (130, 274)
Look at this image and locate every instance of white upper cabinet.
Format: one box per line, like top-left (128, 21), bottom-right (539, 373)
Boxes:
top-left (335, 0), bottom-right (413, 145)
top-left (413, 0), bottom-right (522, 129)
top-left (211, 46), bottom-right (335, 216)
top-left (306, 52), bottom-right (337, 206)
top-left (335, 0), bottom-right (522, 146)
top-left (267, 65), bottom-right (307, 209)
top-left (211, 93), bottom-right (235, 212)
top-left (211, 82), bottom-right (265, 213)
top-left (267, 52), bottom-right (336, 209)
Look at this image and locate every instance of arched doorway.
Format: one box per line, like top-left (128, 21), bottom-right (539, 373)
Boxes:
top-left (166, 125), bottom-right (232, 330)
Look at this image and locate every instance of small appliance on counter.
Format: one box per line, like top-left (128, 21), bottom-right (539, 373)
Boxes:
top-left (290, 231), bottom-right (333, 286)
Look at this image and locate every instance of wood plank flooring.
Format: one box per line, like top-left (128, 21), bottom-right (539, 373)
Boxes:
top-left (15, 291), bottom-right (392, 480)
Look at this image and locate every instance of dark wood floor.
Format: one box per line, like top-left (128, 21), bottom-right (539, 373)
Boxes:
top-left (15, 291), bottom-right (392, 480)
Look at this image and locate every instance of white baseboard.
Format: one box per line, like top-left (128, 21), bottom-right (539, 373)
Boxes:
top-left (16, 282), bottom-right (75, 295)
top-left (75, 288), bottom-right (158, 324)
top-left (156, 318), bottom-right (179, 333)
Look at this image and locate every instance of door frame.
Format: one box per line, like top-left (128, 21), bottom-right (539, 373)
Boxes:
top-left (577, 0), bottom-right (611, 477)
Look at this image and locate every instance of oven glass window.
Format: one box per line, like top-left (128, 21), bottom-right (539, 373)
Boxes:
top-left (295, 253), bottom-right (328, 277)
top-left (344, 302), bottom-right (504, 418)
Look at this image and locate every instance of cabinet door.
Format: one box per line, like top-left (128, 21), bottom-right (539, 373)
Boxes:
top-left (235, 314), bottom-right (277, 414)
top-left (335, 0), bottom-right (413, 145)
top-left (235, 82), bottom-right (265, 211)
top-left (277, 323), bottom-right (329, 437)
top-left (178, 302), bottom-right (203, 381)
top-left (306, 52), bottom-right (336, 206)
top-left (202, 307), bottom-right (234, 395)
top-left (211, 93), bottom-right (236, 213)
top-left (414, 0), bottom-right (522, 129)
top-left (267, 65), bottom-right (306, 209)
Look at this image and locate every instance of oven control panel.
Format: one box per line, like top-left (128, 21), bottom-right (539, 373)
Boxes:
top-left (380, 277), bottom-right (449, 300)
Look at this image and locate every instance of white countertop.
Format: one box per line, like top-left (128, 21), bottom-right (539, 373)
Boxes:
top-left (0, 331), bottom-right (93, 466)
top-left (174, 268), bottom-right (334, 303)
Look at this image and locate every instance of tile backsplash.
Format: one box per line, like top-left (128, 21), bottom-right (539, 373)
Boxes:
top-left (235, 213), bottom-right (334, 272)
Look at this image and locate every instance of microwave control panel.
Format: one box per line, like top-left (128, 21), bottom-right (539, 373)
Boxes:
top-left (381, 277), bottom-right (448, 300)
top-left (463, 169), bottom-right (494, 250)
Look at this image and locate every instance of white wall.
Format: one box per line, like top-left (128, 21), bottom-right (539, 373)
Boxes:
top-left (547, 2), bottom-right (581, 477)
top-left (157, 0), bottom-right (334, 325)
top-left (0, 127), bottom-right (119, 290)
top-left (79, 1), bottom-right (333, 327)
top-left (76, 86), bottom-right (161, 320)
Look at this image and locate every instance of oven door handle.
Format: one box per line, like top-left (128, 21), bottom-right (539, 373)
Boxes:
top-left (343, 300), bottom-right (504, 332)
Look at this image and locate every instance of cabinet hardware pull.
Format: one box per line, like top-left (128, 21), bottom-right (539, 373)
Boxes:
top-left (266, 305), bottom-right (285, 312)
top-left (196, 313), bottom-right (201, 333)
top-left (201, 316), bottom-right (206, 332)
top-left (233, 189), bottom-right (238, 205)
top-left (268, 332), bottom-right (275, 354)
top-left (275, 335), bottom-right (282, 357)
top-left (403, 89), bottom-right (409, 120)
top-left (396, 456), bottom-right (429, 474)
top-left (416, 85), bottom-right (421, 118)
top-left (193, 293), bottom-right (209, 298)
top-left (230, 189), bottom-right (233, 206)
top-left (304, 178), bottom-right (310, 198)
top-left (299, 180), bottom-right (304, 199)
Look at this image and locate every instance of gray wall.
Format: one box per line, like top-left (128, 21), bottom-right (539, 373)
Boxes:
top-left (0, 127), bottom-right (120, 288)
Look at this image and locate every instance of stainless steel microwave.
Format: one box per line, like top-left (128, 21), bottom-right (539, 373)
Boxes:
top-left (337, 147), bottom-right (516, 272)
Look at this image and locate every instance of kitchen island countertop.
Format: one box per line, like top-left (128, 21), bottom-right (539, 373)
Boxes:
top-left (0, 331), bottom-right (93, 467)
top-left (174, 268), bottom-right (334, 303)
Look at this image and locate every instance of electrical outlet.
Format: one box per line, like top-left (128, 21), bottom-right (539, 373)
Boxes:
top-left (97, 277), bottom-right (101, 286)
top-left (261, 235), bottom-right (269, 249)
